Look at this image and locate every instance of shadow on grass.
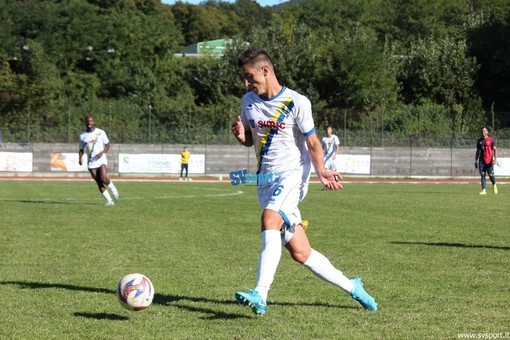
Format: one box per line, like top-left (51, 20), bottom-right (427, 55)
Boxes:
top-left (0, 280), bottom-right (354, 319)
top-left (392, 241), bottom-right (510, 250)
top-left (0, 198), bottom-right (97, 205)
top-left (74, 312), bottom-right (129, 321)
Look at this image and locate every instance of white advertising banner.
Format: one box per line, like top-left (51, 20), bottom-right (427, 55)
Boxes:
top-left (494, 157), bottom-right (510, 176)
top-left (51, 153), bottom-right (89, 172)
top-left (334, 154), bottom-right (371, 175)
top-left (118, 153), bottom-right (205, 174)
top-left (0, 152), bottom-right (33, 172)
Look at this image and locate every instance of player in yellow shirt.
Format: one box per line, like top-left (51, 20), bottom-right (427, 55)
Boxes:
top-left (180, 146), bottom-right (191, 181)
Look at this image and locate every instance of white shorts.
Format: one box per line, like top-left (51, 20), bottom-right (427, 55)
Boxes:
top-left (88, 155), bottom-right (108, 170)
top-left (258, 169), bottom-right (310, 245)
top-left (325, 158), bottom-right (337, 171)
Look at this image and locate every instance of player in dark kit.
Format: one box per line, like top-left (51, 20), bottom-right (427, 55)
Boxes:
top-left (475, 126), bottom-right (498, 195)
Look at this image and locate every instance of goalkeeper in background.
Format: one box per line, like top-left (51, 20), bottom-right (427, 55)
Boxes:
top-left (475, 126), bottom-right (498, 195)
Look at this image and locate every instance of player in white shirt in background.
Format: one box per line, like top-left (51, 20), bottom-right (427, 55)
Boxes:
top-left (231, 47), bottom-right (377, 315)
top-left (79, 115), bottom-right (119, 206)
top-left (322, 125), bottom-right (340, 171)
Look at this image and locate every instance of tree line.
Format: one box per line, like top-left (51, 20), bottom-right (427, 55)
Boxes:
top-left (1, 0), bottom-right (509, 145)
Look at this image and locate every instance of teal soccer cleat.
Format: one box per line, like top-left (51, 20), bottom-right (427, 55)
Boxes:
top-left (235, 288), bottom-right (267, 315)
top-left (350, 277), bottom-right (378, 311)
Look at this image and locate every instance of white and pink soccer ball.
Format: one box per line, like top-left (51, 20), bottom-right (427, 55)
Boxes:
top-left (116, 273), bottom-right (154, 311)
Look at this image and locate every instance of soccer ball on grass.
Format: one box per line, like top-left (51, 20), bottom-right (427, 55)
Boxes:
top-left (116, 273), bottom-right (154, 311)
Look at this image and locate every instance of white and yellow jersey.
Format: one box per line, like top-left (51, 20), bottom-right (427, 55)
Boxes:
top-left (322, 134), bottom-right (340, 161)
top-left (79, 128), bottom-right (109, 168)
top-left (241, 86), bottom-right (315, 174)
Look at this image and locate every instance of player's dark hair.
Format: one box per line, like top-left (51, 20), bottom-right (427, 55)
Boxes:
top-left (238, 47), bottom-right (273, 68)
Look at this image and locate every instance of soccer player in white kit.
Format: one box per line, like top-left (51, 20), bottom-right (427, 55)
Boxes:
top-left (322, 125), bottom-right (340, 171)
top-left (231, 47), bottom-right (377, 315)
top-left (79, 115), bottom-right (119, 206)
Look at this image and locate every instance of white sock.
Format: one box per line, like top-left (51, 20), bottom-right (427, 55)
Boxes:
top-left (303, 249), bottom-right (354, 294)
top-left (254, 230), bottom-right (282, 301)
top-left (102, 190), bottom-right (112, 202)
top-left (107, 182), bottom-right (119, 199)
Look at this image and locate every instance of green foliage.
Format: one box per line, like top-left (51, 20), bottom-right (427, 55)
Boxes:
top-left (0, 40), bottom-right (63, 135)
top-left (171, 1), bottom-right (243, 46)
top-left (240, 15), bottom-right (318, 98)
top-left (399, 36), bottom-right (479, 105)
top-left (467, 6), bottom-right (510, 112)
top-left (389, 102), bottom-right (452, 138)
top-left (313, 23), bottom-right (399, 115)
top-left (376, 0), bottom-right (471, 42)
top-left (1, 0), bottom-right (510, 143)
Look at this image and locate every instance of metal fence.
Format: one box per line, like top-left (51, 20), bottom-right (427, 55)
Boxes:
top-left (1, 122), bottom-right (510, 150)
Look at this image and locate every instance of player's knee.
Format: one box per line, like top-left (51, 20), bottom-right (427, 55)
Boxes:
top-left (290, 248), bottom-right (311, 264)
top-left (291, 252), bottom-right (308, 264)
top-left (261, 211), bottom-right (283, 230)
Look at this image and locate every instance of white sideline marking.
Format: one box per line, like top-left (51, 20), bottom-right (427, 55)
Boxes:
top-left (0, 188), bottom-right (244, 203)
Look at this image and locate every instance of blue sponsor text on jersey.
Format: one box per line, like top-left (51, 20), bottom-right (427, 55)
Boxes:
top-left (229, 169), bottom-right (280, 185)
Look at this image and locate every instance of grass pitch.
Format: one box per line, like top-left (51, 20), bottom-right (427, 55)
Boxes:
top-left (0, 180), bottom-right (508, 339)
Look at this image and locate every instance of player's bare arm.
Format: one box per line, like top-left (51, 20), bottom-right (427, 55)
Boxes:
top-left (306, 132), bottom-right (343, 190)
top-left (231, 115), bottom-right (254, 147)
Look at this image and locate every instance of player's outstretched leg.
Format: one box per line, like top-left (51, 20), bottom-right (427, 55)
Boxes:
top-left (108, 182), bottom-right (119, 200)
top-left (102, 189), bottom-right (114, 206)
top-left (302, 248), bottom-right (377, 311)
